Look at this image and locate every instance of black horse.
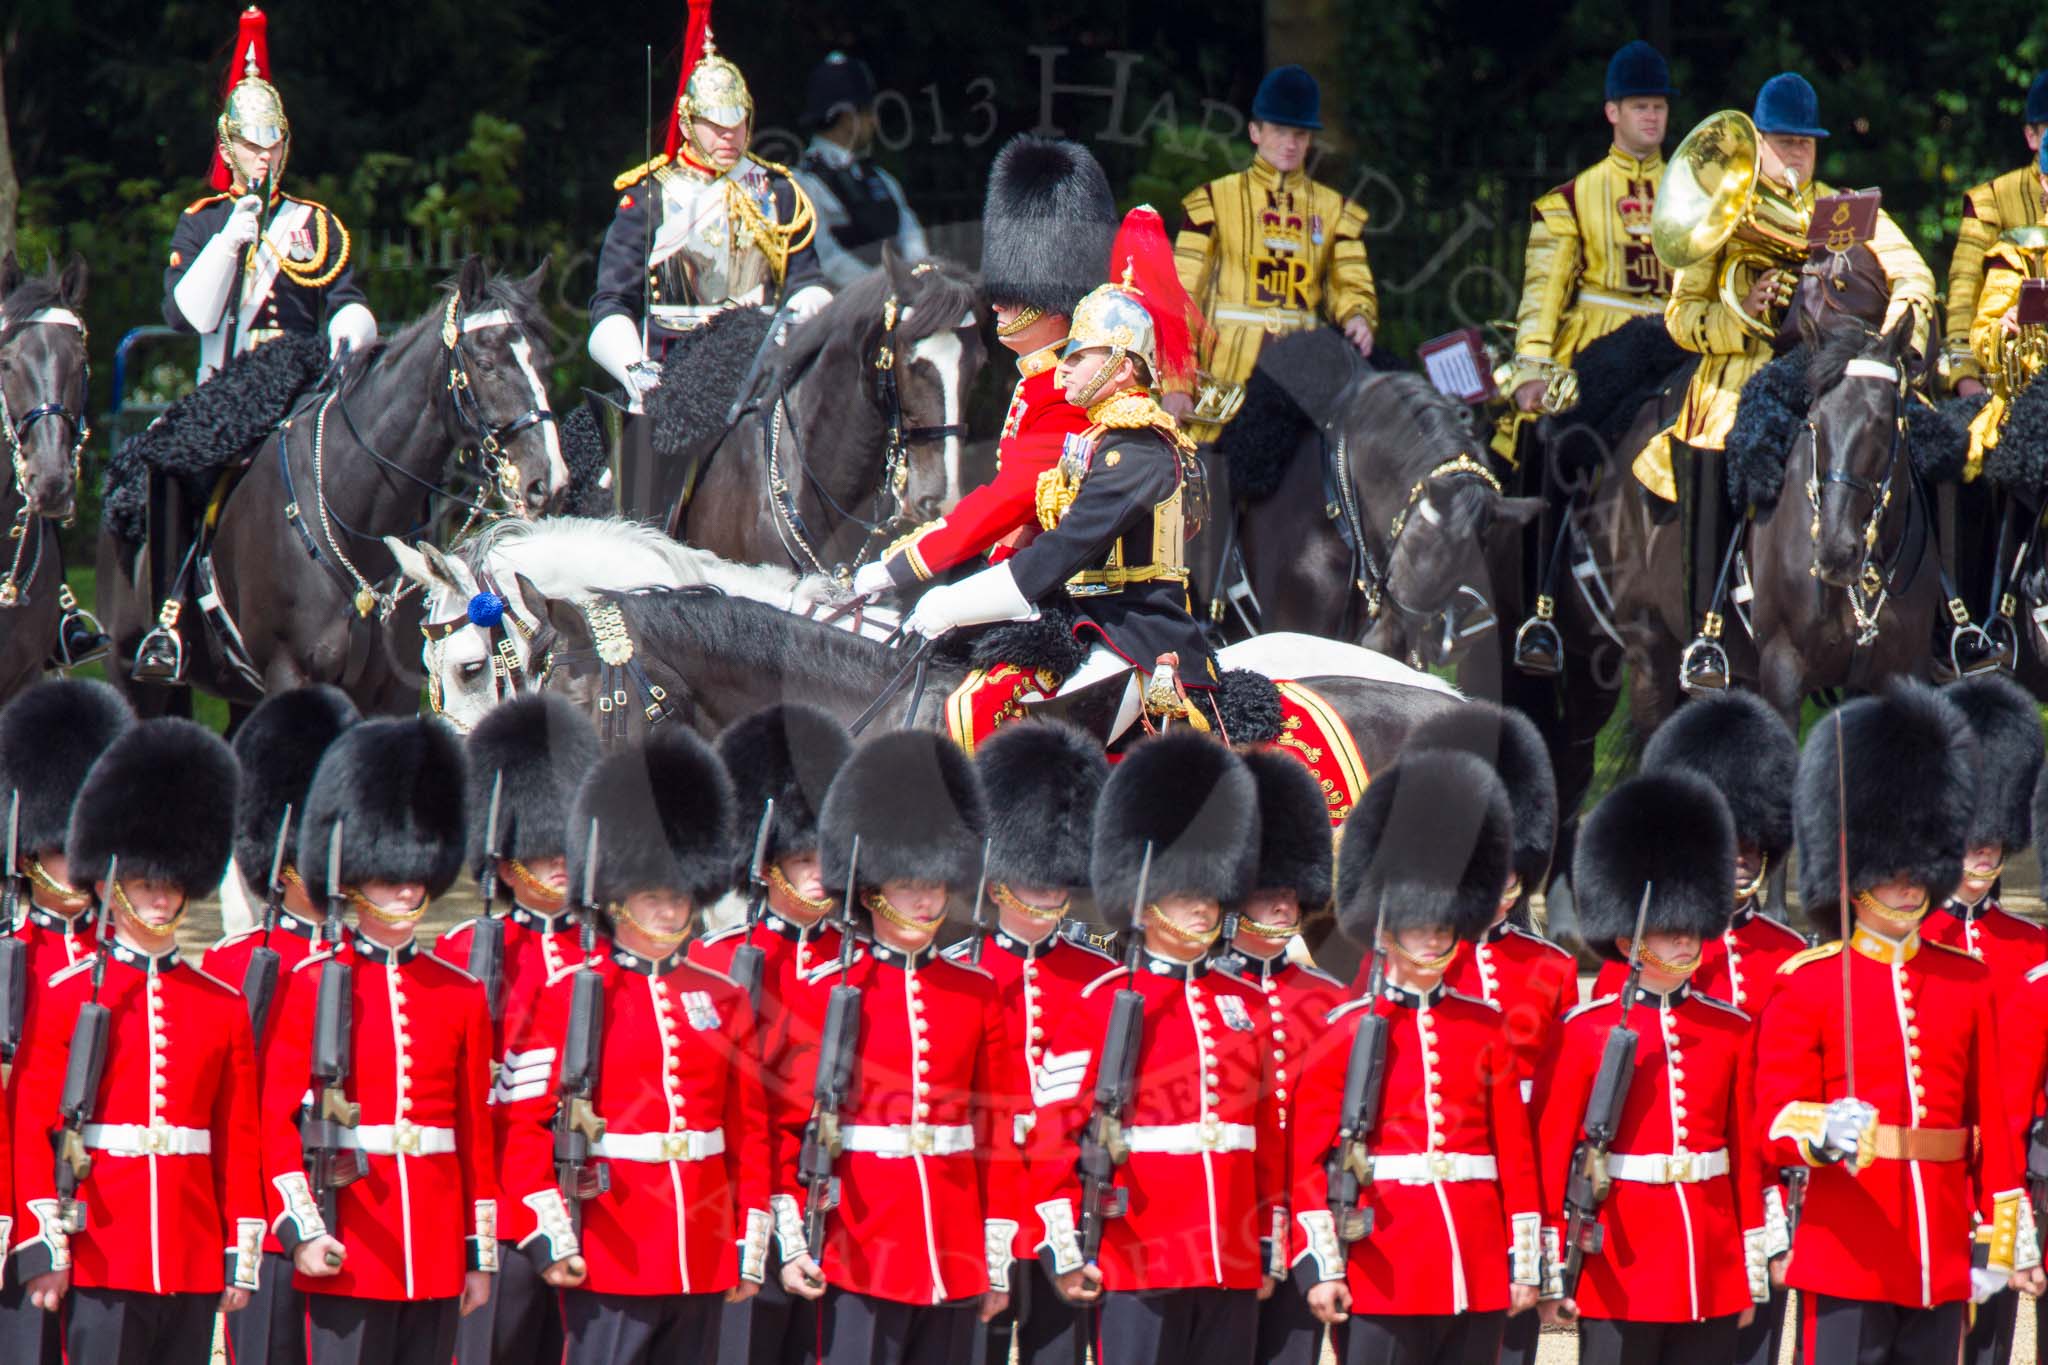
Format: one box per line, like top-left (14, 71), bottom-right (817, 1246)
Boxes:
top-left (98, 256), bottom-right (566, 719)
top-left (0, 253), bottom-right (91, 703)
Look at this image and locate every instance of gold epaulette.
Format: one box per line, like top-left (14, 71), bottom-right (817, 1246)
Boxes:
top-left (1085, 392), bottom-right (1198, 454)
top-left (1921, 938), bottom-right (1980, 961)
top-left (1778, 941), bottom-right (1842, 975)
top-left (183, 192), bottom-right (231, 216)
top-left (613, 154), bottom-right (671, 192)
top-left (746, 153), bottom-right (796, 178)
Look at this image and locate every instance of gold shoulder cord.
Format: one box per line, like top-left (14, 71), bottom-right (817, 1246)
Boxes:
top-left (260, 202), bottom-right (352, 290)
top-left (729, 158), bottom-right (818, 287)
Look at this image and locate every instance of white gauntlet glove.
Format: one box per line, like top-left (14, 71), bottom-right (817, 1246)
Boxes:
top-left (589, 313), bottom-right (661, 406)
top-left (851, 561), bottom-right (894, 598)
top-left (1818, 1098), bottom-right (1878, 1166)
top-left (171, 196), bottom-right (263, 334)
top-left (903, 563), bottom-right (1035, 638)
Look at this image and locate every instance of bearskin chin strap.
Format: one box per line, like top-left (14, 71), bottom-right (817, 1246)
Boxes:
top-left (1852, 887), bottom-right (1928, 932)
top-left (503, 858), bottom-right (566, 910)
top-left (1145, 902), bottom-right (1222, 950)
top-left (110, 878), bottom-right (188, 939)
top-left (1385, 939), bottom-right (1457, 974)
top-left (1639, 946), bottom-right (1702, 978)
top-left (614, 904), bottom-right (692, 951)
top-left (1237, 916), bottom-right (1300, 942)
top-left (863, 889), bottom-right (942, 941)
top-left (1736, 854), bottom-right (1769, 904)
top-left (996, 306), bottom-right (1045, 338)
top-left (767, 863), bottom-right (837, 916)
top-left (992, 883), bottom-right (1069, 924)
top-left (26, 857), bottom-right (93, 914)
top-left (347, 887), bottom-right (429, 928)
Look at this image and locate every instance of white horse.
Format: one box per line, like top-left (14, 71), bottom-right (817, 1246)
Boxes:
top-left (388, 516), bottom-right (899, 733)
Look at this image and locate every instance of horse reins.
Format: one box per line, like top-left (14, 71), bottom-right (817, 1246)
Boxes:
top-left (1802, 354), bottom-right (1913, 645)
top-left (0, 308), bottom-right (89, 607)
top-left (1370, 452), bottom-right (1504, 623)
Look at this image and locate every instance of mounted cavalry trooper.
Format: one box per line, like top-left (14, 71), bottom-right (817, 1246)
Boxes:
top-left (263, 718), bottom-right (496, 1365)
top-left (1757, 682), bottom-right (2042, 1364)
top-left (1537, 770), bottom-right (1772, 1365)
top-left (10, 719), bottom-right (260, 1365)
top-left (163, 6), bottom-right (373, 381)
top-left (852, 134), bottom-right (1117, 602)
top-left (790, 52), bottom-right (931, 289)
top-left (688, 703), bottom-right (852, 1365)
top-left (1291, 750), bottom-right (1544, 1365)
top-left (430, 694), bottom-right (600, 1365)
top-left (1943, 71), bottom-right (2048, 397)
top-left (498, 728), bottom-right (771, 1365)
top-left (587, 0), bottom-right (827, 408)
top-left (904, 208), bottom-right (1217, 748)
top-left (0, 679), bottom-right (130, 1364)
top-left (202, 686), bottom-right (361, 1365)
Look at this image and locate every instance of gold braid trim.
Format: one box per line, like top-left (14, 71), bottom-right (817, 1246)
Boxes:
top-left (863, 888), bottom-right (942, 941)
top-left (727, 157), bottom-right (817, 288)
top-left (1145, 902), bottom-right (1221, 949)
top-left (1084, 391), bottom-right (1197, 454)
top-left (25, 857), bottom-right (93, 913)
top-left (767, 863), bottom-right (837, 915)
top-left (347, 887), bottom-right (429, 927)
top-left (992, 883), bottom-right (1069, 923)
top-left (260, 202), bottom-right (351, 291)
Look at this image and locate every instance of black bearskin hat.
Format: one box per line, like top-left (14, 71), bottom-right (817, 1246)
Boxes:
top-left (981, 134), bottom-right (1119, 317)
top-left (0, 678), bottom-right (133, 855)
top-left (820, 731), bottom-right (987, 892)
top-left (1794, 681), bottom-right (1974, 938)
top-left (1641, 690), bottom-right (1795, 863)
top-left (565, 729), bottom-right (735, 908)
top-left (230, 686), bottom-right (360, 885)
top-left (717, 704), bottom-right (853, 871)
top-left (1335, 750), bottom-right (1511, 944)
top-left (975, 721), bottom-right (1105, 892)
top-left (298, 718), bottom-right (469, 903)
top-left (1946, 673), bottom-right (2043, 853)
top-left (1400, 701), bottom-right (1556, 889)
top-left (465, 694), bottom-right (601, 876)
top-left (1574, 771), bottom-right (1736, 962)
top-left (1242, 747), bottom-right (1334, 915)
top-left (1091, 734), bottom-right (1260, 915)
top-left (67, 719), bottom-right (237, 896)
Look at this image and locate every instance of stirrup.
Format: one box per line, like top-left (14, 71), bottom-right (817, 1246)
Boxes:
top-left (49, 585), bottom-right (110, 671)
top-left (1434, 585), bottom-right (1496, 663)
top-left (1944, 623), bottom-right (2005, 681)
top-left (1680, 613), bottom-right (1730, 696)
top-left (1512, 595), bottom-right (1563, 677)
top-left (131, 598), bottom-right (188, 685)
top-left (1986, 597), bottom-right (2021, 673)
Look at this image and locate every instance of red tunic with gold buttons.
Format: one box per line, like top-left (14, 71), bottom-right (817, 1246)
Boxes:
top-left (434, 903), bottom-right (585, 1054)
top-left (261, 936), bottom-right (497, 1301)
top-left (1420, 921), bottom-right (1578, 1104)
top-left (1756, 928), bottom-right (2027, 1307)
top-left (14, 904), bottom-right (97, 1038)
top-left (880, 345), bottom-right (1087, 586)
top-left (1213, 946), bottom-right (1349, 1170)
top-left (1592, 905), bottom-right (1808, 1018)
top-left (1999, 960), bottom-right (2048, 1213)
top-left (1920, 897), bottom-right (2047, 1002)
top-left (778, 938), bottom-right (1027, 1305)
top-left (1029, 951), bottom-right (1288, 1292)
top-left (1533, 983), bottom-right (1766, 1322)
top-left (11, 942), bottom-right (263, 1295)
top-left (1289, 982), bottom-right (1544, 1315)
top-left (498, 945), bottom-right (770, 1294)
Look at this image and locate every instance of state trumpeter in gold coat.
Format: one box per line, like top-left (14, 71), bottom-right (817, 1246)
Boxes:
top-left (1946, 167), bottom-right (2048, 387)
top-left (1511, 146), bottom-right (1672, 383)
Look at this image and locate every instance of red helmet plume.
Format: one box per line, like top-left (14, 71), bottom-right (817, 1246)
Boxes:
top-left (208, 7), bottom-right (275, 191)
top-left (1110, 206), bottom-right (1201, 393)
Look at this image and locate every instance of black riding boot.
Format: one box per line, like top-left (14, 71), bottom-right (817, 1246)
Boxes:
top-left (1679, 442), bottom-right (1733, 693)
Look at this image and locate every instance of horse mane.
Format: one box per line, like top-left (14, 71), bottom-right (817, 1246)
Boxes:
top-left (776, 256), bottom-right (982, 386)
top-left (1341, 371), bottom-right (1486, 479)
top-left (0, 266), bottom-right (69, 342)
top-left (455, 515), bottom-right (814, 603)
top-left (343, 269), bottom-right (554, 396)
top-left (612, 586), bottom-right (904, 694)
top-left (1806, 328), bottom-right (1876, 397)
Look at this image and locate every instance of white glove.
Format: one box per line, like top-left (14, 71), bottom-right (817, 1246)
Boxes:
top-left (221, 195), bottom-right (264, 248)
top-left (589, 313), bottom-right (659, 404)
top-left (851, 561), bottom-right (894, 598)
top-left (327, 302), bottom-right (377, 358)
top-left (903, 564), bottom-right (1035, 639)
top-left (785, 285), bottom-right (833, 324)
top-left (171, 221), bottom-right (252, 334)
top-left (1818, 1098), bottom-right (1878, 1165)
top-left (1971, 1266), bottom-right (2008, 1304)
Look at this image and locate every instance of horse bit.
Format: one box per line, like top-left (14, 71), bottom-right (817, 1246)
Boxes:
top-left (0, 308), bottom-right (91, 608)
top-left (1803, 354), bottom-right (1905, 646)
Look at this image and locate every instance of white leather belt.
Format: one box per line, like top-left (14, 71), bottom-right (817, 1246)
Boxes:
top-left (839, 1123), bottom-right (975, 1157)
top-left (1608, 1149), bottom-right (1730, 1185)
top-left (83, 1122), bottom-right (211, 1156)
top-left (1214, 304), bottom-right (1316, 332)
top-left (592, 1127), bottom-right (727, 1163)
top-left (1575, 287), bottom-right (1666, 316)
top-left (1122, 1120), bottom-right (1257, 1155)
top-left (338, 1122), bottom-right (457, 1156)
top-left (1371, 1152), bottom-right (1498, 1184)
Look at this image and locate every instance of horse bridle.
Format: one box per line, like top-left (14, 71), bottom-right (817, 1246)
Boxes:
top-left (1803, 353), bottom-right (1909, 642)
top-left (1371, 452), bottom-right (1504, 624)
top-left (0, 308), bottom-right (89, 607)
top-left (439, 298), bottom-right (557, 508)
top-left (420, 565), bottom-right (535, 718)
top-left (521, 595), bottom-right (683, 746)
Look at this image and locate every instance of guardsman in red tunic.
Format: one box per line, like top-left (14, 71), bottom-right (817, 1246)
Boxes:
top-left (1028, 735), bottom-right (1285, 1362)
top-left (944, 720), bottom-right (1112, 1365)
top-left (852, 135), bottom-right (1116, 600)
top-left (1212, 748), bottom-right (1346, 1365)
top-left (1535, 771), bottom-right (1770, 1363)
top-left (1996, 762), bottom-right (2048, 1365)
top-left (1757, 682), bottom-right (2043, 1364)
top-left (201, 685), bottom-right (361, 1365)
top-left (12, 719), bottom-right (260, 1364)
top-left (1292, 751), bottom-right (1543, 1365)
top-left (0, 679), bottom-right (130, 1365)
top-left (432, 694), bottom-right (599, 1365)
top-left (499, 729), bottom-right (771, 1364)
top-left (688, 703), bottom-right (852, 1365)
top-left (263, 718), bottom-right (496, 1365)
top-left (775, 731), bottom-right (1022, 1365)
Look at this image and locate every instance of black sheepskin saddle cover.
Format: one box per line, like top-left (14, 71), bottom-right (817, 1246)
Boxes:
top-left (102, 334), bottom-right (329, 545)
top-left (1538, 316), bottom-right (1694, 473)
top-left (557, 401), bottom-right (626, 517)
top-left (1984, 376), bottom-right (2048, 494)
top-left (1212, 328), bottom-right (1365, 503)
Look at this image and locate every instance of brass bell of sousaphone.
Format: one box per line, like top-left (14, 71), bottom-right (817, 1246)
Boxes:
top-left (1652, 109), bottom-right (1814, 344)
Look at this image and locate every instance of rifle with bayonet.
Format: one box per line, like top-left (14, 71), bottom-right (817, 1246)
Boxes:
top-left (0, 790), bottom-right (28, 1057)
top-left (966, 837), bottom-right (992, 967)
top-left (241, 805), bottom-right (293, 1040)
top-left (798, 836), bottom-right (863, 1280)
top-left (1076, 842), bottom-right (1153, 1268)
top-left (1559, 881), bottom-right (1654, 1300)
top-left (1326, 890), bottom-right (1392, 1243)
top-left (302, 822), bottom-right (363, 1257)
top-left (51, 856), bottom-right (117, 1235)
top-left (728, 799), bottom-right (777, 1012)
top-left (555, 817), bottom-right (609, 1236)
top-left (468, 773), bottom-right (507, 1024)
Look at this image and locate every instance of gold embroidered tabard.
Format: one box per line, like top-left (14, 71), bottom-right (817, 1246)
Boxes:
top-left (1945, 165), bottom-right (2048, 383)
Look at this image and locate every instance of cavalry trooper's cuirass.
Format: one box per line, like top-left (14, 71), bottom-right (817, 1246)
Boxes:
top-left (647, 159), bottom-right (786, 331)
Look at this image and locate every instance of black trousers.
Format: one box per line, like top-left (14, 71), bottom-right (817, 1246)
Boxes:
top-left (970, 1261), bottom-right (1085, 1365)
top-left (562, 1288), bottom-right (723, 1365)
top-left (307, 1292), bottom-right (460, 1365)
top-left (818, 1288), bottom-right (976, 1365)
top-left (1255, 1266), bottom-right (1329, 1365)
top-left (1496, 1303), bottom-right (1539, 1365)
top-left (1734, 1286), bottom-right (1794, 1365)
top-left (1341, 1310), bottom-right (1505, 1365)
top-left (1096, 1287), bottom-right (1258, 1365)
top-left (67, 1286), bottom-right (218, 1365)
top-left (1801, 1292), bottom-right (1964, 1365)
top-left (223, 1249), bottom-right (304, 1365)
top-left (1576, 1314), bottom-right (1741, 1365)
top-left (718, 1249), bottom-right (822, 1365)
top-left (454, 1242), bottom-right (563, 1365)
top-left (0, 1262), bottom-right (61, 1365)
top-left (1962, 1286), bottom-right (2017, 1365)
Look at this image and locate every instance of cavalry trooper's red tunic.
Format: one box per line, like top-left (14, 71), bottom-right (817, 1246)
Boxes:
top-left (1919, 896), bottom-right (2048, 1002)
top-left (778, 938), bottom-right (1027, 1305)
top-left (1532, 982), bottom-right (1768, 1323)
top-left (10, 941), bottom-right (263, 1296)
top-left (261, 936), bottom-right (497, 1300)
top-left (498, 945), bottom-right (772, 1293)
top-left (1756, 929), bottom-right (2029, 1309)
top-left (1593, 905), bottom-right (1809, 1016)
top-left (1029, 951), bottom-right (1288, 1292)
top-left (1289, 982), bottom-right (1544, 1316)
top-left (879, 344), bottom-right (1089, 587)
top-left (434, 903), bottom-right (586, 1055)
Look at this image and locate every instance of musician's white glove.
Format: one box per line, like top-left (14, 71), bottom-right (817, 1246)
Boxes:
top-left (903, 564), bottom-right (1036, 639)
top-left (1971, 1266), bottom-right (2009, 1304)
top-left (221, 195), bottom-right (264, 248)
top-left (589, 313), bottom-right (661, 405)
top-left (1817, 1098), bottom-right (1877, 1165)
top-left (327, 303), bottom-right (377, 358)
top-left (171, 202), bottom-right (263, 334)
top-left (785, 285), bottom-right (833, 325)
top-left (851, 561), bottom-right (894, 599)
